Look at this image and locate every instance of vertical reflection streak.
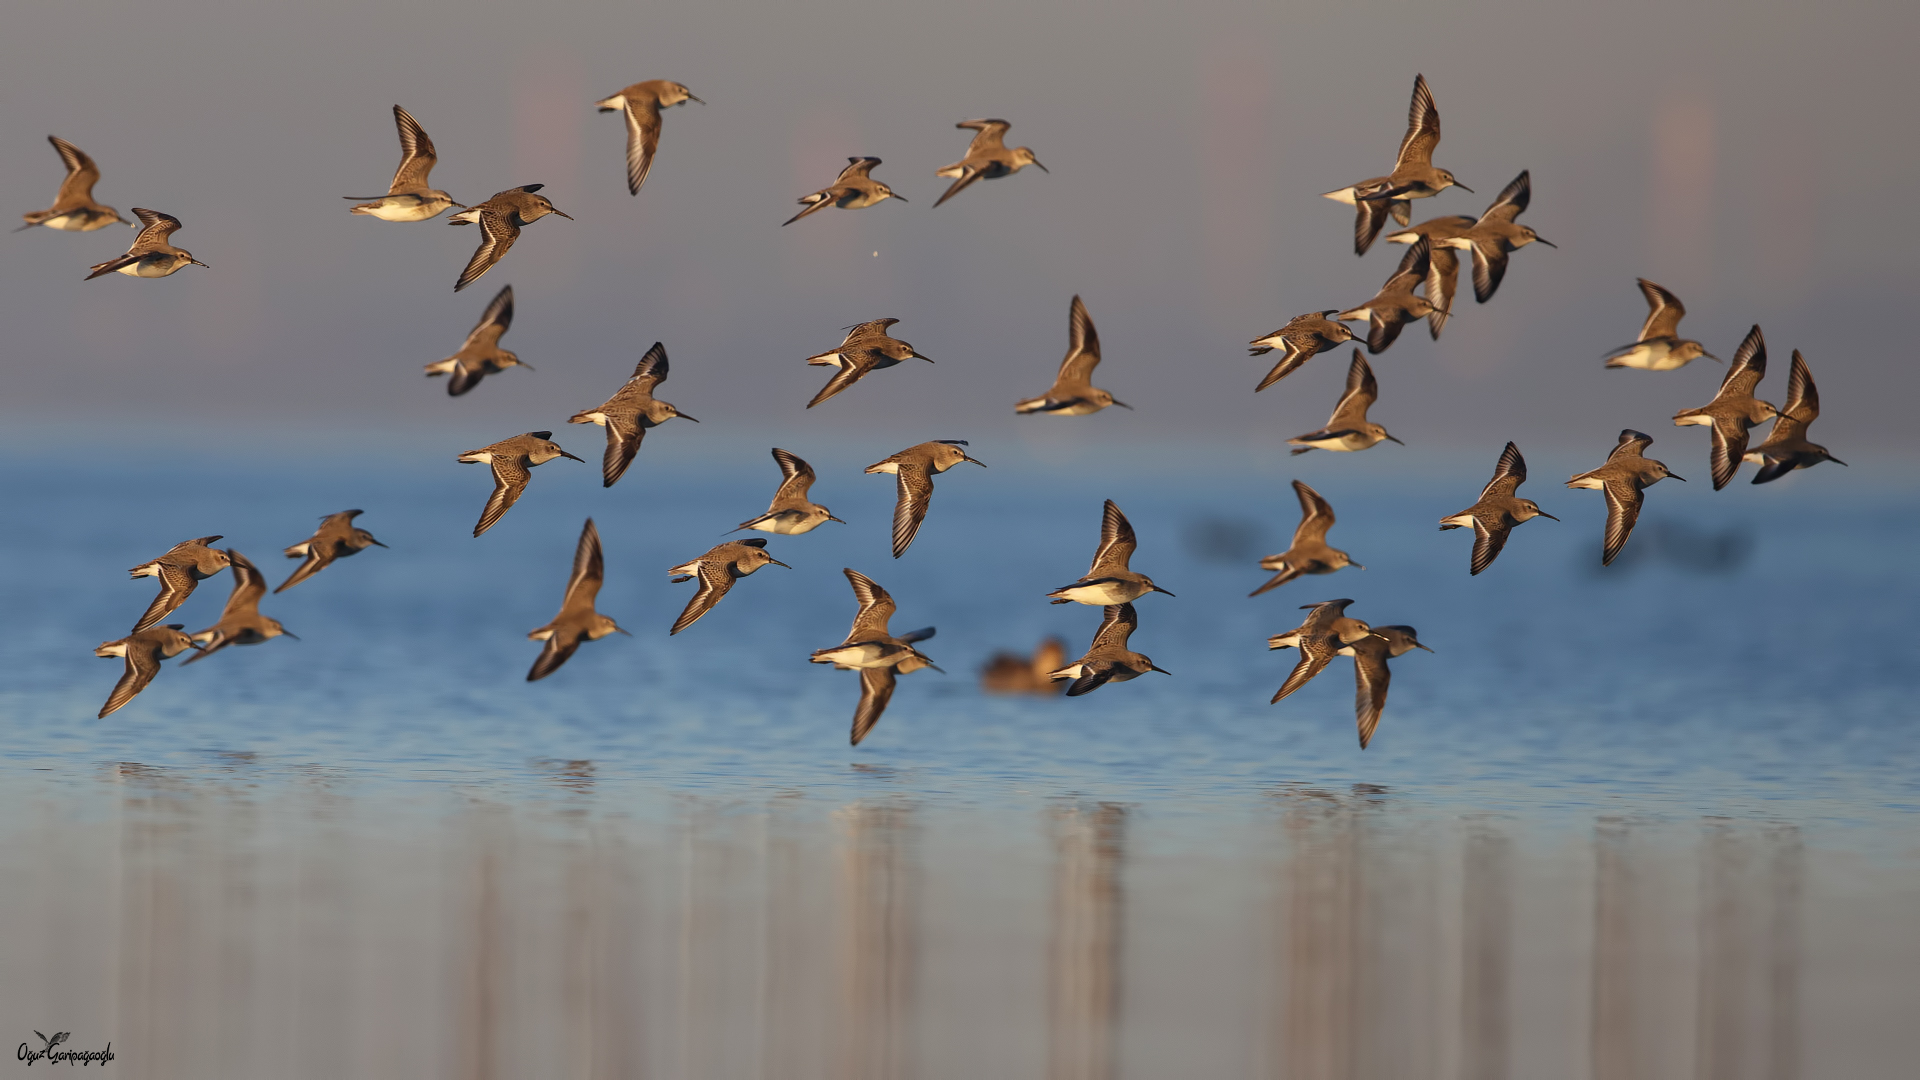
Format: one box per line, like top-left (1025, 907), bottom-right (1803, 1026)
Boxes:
top-left (1459, 827), bottom-right (1513, 1080)
top-left (837, 800), bottom-right (918, 1080)
top-left (1046, 803), bottom-right (1126, 1080)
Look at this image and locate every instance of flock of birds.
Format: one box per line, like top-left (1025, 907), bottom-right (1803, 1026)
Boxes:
top-left (28, 74), bottom-right (1846, 747)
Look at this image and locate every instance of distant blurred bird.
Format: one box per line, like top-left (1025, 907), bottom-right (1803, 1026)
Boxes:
top-left (1337, 236), bottom-right (1443, 354)
top-left (1016, 295), bottom-right (1130, 415)
top-left (1440, 442), bottom-right (1557, 575)
top-left (1323, 75), bottom-right (1469, 254)
top-left (1267, 598), bottom-right (1370, 704)
top-left (343, 105), bottom-right (464, 221)
top-left (1286, 351), bottom-right (1402, 455)
top-left (784, 158), bottom-right (903, 225)
top-left (1048, 603), bottom-right (1169, 696)
top-left (448, 185), bottom-right (571, 292)
top-left (1251, 481), bottom-right (1361, 597)
top-left (1384, 215), bottom-right (1473, 338)
top-left (184, 550), bottom-right (295, 664)
top-left (810, 570), bottom-right (939, 745)
top-left (527, 519), bottom-right (628, 681)
top-left (85, 209), bottom-right (208, 280)
top-left (276, 510), bottom-right (386, 593)
top-left (1566, 429), bottom-right (1684, 565)
top-left (730, 448), bottom-right (845, 535)
top-left (981, 637), bottom-right (1067, 695)
top-left (95, 625), bottom-right (198, 719)
top-left (424, 285), bottom-right (529, 396)
top-left (1744, 349), bottom-right (1846, 484)
top-left (128, 536), bottom-right (230, 633)
top-left (865, 440), bottom-right (986, 558)
top-left (569, 342), bottom-right (698, 487)
top-left (1047, 500), bottom-right (1174, 605)
top-left (1434, 171), bottom-right (1554, 304)
top-left (805, 319), bottom-right (932, 408)
top-left (1604, 279), bottom-right (1718, 370)
top-left (1672, 325), bottom-right (1779, 489)
top-left (457, 431), bottom-right (584, 537)
top-left (1247, 311), bottom-right (1359, 391)
top-left (1339, 625), bottom-right (1431, 749)
top-left (20, 136), bottom-right (127, 231)
top-left (933, 119), bottom-right (1047, 207)
top-left (593, 80), bottom-right (703, 195)
top-left (667, 539), bottom-right (790, 635)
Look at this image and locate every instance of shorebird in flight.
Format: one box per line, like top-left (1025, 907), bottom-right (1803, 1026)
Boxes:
top-left (184, 549), bottom-right (295, 664)
top-left (1566, 430), bottom-right (1684, 565)
top-left (344, 105), bottom-right (463, 221)
top-left (1745, 349), bottom-right (1845, 484)
top-left (20, 136), bottom-right (127, 231)
top-left (784, 158), bottom-right (903, 225)
top-left (809, 569), bottom-right (939, 744)
top-left (1248, 311), bottom-right (1359, 390)
top-left (128, 536), bottom-right (230, 633)
top-left (1384, 215), bottom-right (1473, 338)
top-left (1251, 481), bottom-right (1361, 596)
top-left (1337, 236), bottom-right (1443, 354)
top-left (1604, 279), bottom-right (1718, 370)
top-left (457, 431), bottom-right (583, 537)
top-left (1048, 602), bottom-right (1170, 697)
top-left (1440, 442), bottom-right (1557, 574)
top-left (1340, 625), bottom-right (1431, 749)
top-left (668, 539), bottom-right (790, 635)
top-left (527, 519), bottom-right (628, 681)
top-left (95, 625), bottom-right (199, 719)
top-left (448, 185), bottom-right (571, 291)
top-left (730, 448), bottom-right (845, 535)
top-left (86, 209), bottom-right (208, 280)
top-left (933, 119), bottom-right (1047, 207)
top-left (1672, 325), bottom-right (1779, 489)
top-left (805, 319), bottom-right (932, 408)
top-left (1047, 500), bottom-right (1174, 605)
top-left (569, 342), bottom-right (698, 486)
top-left (865, 440), bottom-right (986, 558)
top-left (1434, 170), bottom-right (1554, 304)
top-left (1286, 351), bottom-right (1402, 454)
top-left (425, 285), bottom-right (529, 396)
top-left (276, 510), bottom-right (386, 593)
top-left (1268, 598), bottom-right (1372, 704)
top-left (1323, 75), bottom-right (1470, 254)
top-left (1016, 295), bottom-right (1130, 415)
top-left (594, 79), bottom-right (702, 195)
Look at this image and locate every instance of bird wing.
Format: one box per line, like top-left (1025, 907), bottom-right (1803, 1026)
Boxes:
top-left (770, 447), bottom-right (817, 503)
top-left (218, 549), bottom-right (267, 619)
top-left (561, 518), bottom-right (605, 613)
top-left (598, 414), bottom-right (644, 488)
top-left (1271, 634), bottom-right (1336, 704)
top-left (132, 564), bottom-right (198, 633)
top-left (1089, 603), bottom-right (1138, 653)
top-left (843, 318), bottom-right (902, 342)
top-left (1387, 235), bottom-right (1431, 293)
top-left (669, 557), bottom-right (736, 635)
top-left (1467, 237), bottom-right (1510, 304)
top-left (1326, 351), bottom-right (1378, 430)
top-left (1350, 637), bottom-right (1392, 748)
top-left (1600, 478), bottom-right (1643, 567)
top-left (1717, 324), bottom-right (1766, 396)
top-left (783, 188), bottom-right (839, 225)
top-left (1469, 516), bottom-right (1513, 576)
top-left (1609, 429), bottom-right (1655, 461)
top-left (1708, 417), bottom-right (1750, 491)
top-left (837, 157), bottom-right (882, 181)
top-left (807, 356), bottom-right (871, 408)
top-left (129, 208), bottom-right (182, 251)
top-left (850, 666), bottom-right (897, 745)
top-left (1256, 335), bottom-right (1318, 392)
top-left (844, 568), bottom-right (897, 641)
top-left (389, 105), bottom-right (440, 194)
top-left (1636, 279), bottom-right (1686, 341)
top-left (889, 464), bottom-right (934, 558)
top-left (455, 208), bottom-right (519, 292)
top-left (526, 630), bottom-right (583, 682)
top-left (1478, 441), bottom-right (1528, 501)
top-left (628, 341), bottom-right (670, 392)
top-left (1352, 194), bottom-right (1391, 255)
top-left (1780, 350), bottom-right (1819, 423)
top-left (445, 362), bottom-right (486, 397)
top-left (1477, 170), bottom-right (1530, 226)
top-left (1393, 74), bottom-right (1441, 169)
top-left (622, 96), bottom-right (664, 195)
top-left (1425, 245), bottom-right (1459, 337)
top-left (50, 136), bottom-right (101, 205)
top-left (474, 455), bottom-right (530, 536)
top-left (274, 546), bottom-right (328, 593)
top-left (959, 118), bottom-right (1011, 152)
top-left (463, 285), bottom-right (515, 349)
top-left (934, 167), bottom-right (986, 208)
top-left (1291, 480), bottom-right (1336, 546)
top-left (1089, 499), bottom-right (1137, 573)
top-left (1055, 294), bottom-right (1103, 387)
top-left (100, 646), bottom-right (162, 718)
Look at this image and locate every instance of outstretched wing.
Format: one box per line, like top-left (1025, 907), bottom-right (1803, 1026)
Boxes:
top-left (1609, 429), bottom-right (1655, 461)
top-left (50, 136), bottom-right (102, 204)
top-left (1469, 517), bottom-right (1513, 576)
top-left (130, 208), bottom-right (183, 248)
top-left (1351, 640), bottom-right (1392, 748)
top-left (807, 358), bottom-right (870, 408)
top-left (1056, 294), bottom-right (1102, 386)
top-left (1270, 637), bottom-right (1336, 704)
top-left (1089, 603), bottom-right (1138, 653)
top-left (1780, 350), bottom-right (1819, 423)
top-left (771, 447), bottom-right (817, 502)
top-left (454, 208), bottom-right (518, 292)
top-left (959, 118), bottom-right (1012, 152)
top-left (1393, 74), bottom-right (1441, 169)
top-left (837, 157), bottom-right (882, 182)
top-left (463, 285), bottom-right (514, 349)
top-left (1636, 278), bottom-right (1686, 342)
top-left (390, 105), bottom-right (440, 194)
top-left (1708, 417), bottom-right (1749, 491)
top-left (561, 518), bottom-right (605, 613)
top-left (889, 464), bottom-right (934, 558)
top-left (1600, 479), bottom-right (1643, 567)
top-left (1467, 238), bottom-right (1510, 304)
top-left (1426, 245), bottom-right (1460, 337)
top-left (526, 630), bottom-right (583, 682)
top-left (1326, 351), bottom-right (1378, 429)
top-left (132, 564), bottom-right (197, 633)
top-left (474, 456), bottom-right (530, 536)
top-left (100, 648), bottom-right (162, 719)
top-left (1290, 480), bottom-right (1336, 546)
top-left (599, 415), bottom-right (644, 488)
top-left (218, 549), bottom-right (267, 619)
top-left (1477, 170), bottom-right (1530, 225)
top-left (628, 341), bottom-right (670, 392)
top-left (844, 568), bottom-right (897, 641)
top-left (1089, 499), bottom-right (1137, 572)
top-left (669, 558), bottom-right (735, 635)
top-left (850, 666), bottom-right (897, 745)
top-left (934, 167), bottom-right (985, 208)
top-left (622, 97), bottom-right (664, 195)
top-left (1478, 441), bottom-right (1528, 501)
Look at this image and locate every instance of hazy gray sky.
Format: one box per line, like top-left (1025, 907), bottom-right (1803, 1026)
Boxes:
top-left (4, 0), bottom-right (1915, 452)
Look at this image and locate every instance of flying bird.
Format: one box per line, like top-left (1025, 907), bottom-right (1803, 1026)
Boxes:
top-left (1566, 430), bottom-right (1684, 565)
top-left (1340, 625), bottom-right (1432, 749)
top-left (933, 119), bottom-right (1047, 207)
top-left (1337, 236), bottom-right (1443, 354)
top-left (805, 319), bottom-right (932, 408)
top-left (183, 549), bottom-right (295, 664)
top-left (344, 105), bottom-right (464, 221)
top-left (1672, 325), bottom-right (1780, 489)
top-left (20, 135), bottom-right (127, 231)
top-left (1440, 442), bottom-right (1557, 575)
top-left (1323, 75), bottom-right (1470, 254)
top-left (864, 441), bottom-right (986, 558)
top-left (1251, 481), bottom-right (1361, 596)
top-left (730, 448), bottom-right (845, 535)
top-left (128, 536), bottom-right (230, 633)
top-left (1248, 311), bottom-right (1360, 391)
top-left (1268, 599), bottom-right (1371, 704)
top-left (667, 539), bottom-right (790, 635)
top-left (568, 342), bottom-right (698, 487)
top-left (1604, 279), bottom-right (1718, 370)
top-left (809, 570), bottom-right (940, 745)
top-left (1745, 349), bottom-right (1846, 484)
top-left (1047, 603), bottom-right (1170, 696)
top-left (593, 80), bottom-right (703, 195)
top-left (95, 625), bottom-right (199, 719)
top-left (448, 185), bottom-right (571, 291)
top-left (1046, 500), bottom-right (1174, 605)
top-left (457, 431), bottom-right (583, 537)
top-left (85, 209), bottom-right (208, 280)
top-left (1286, 351), bottom-right (1402, 454)
top-left (424, 285), bottom-right (529, 396)
top-left (783, 158), bottom-right (903, 225)
top-left (1434, 170), bottom-right (1554, 304)
top-left (1384, 215), bottom-right (1474, 338)
top-left (276, 509), bottom-right (386, 593)
top-left (1016, 295), bottom-right (1130, 415)
top-left (527, 519), bottom-right (628, 681)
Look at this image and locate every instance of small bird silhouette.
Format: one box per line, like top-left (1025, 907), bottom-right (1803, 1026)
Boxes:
top-left (1251, 481), bottom-right (1361, 596)
top-left (1248, 311), bottom-right (1359, 391)
top-left (805, 319), bottom-right (932, 408)
top-left (1672, 325), bottom-right (1779, 489)
top-left (457, 432), bottom-right (584, 537)
top-left (95, 625), bottom-right (199, 718)
top-left (1566, 430), bottom-right (1684, 566)
top-left (1047, 500), bottom-right (1174, 605)
top-left (784, 158), bottom-right (903, 225)
top-left (86, 209), bottom-right (208, 280)
top-left (667, 539), bottom-right (790, 635)
top-left (424, 285), bottom-right (529, 396)
top-left (277, 510), bottom-right (385, 593)
top-left (184, 550), bottom-right (295, 664)
top-left (21, 136), bottom-right (128, 231)
top-left (730, 448), bottom-right (845, 535)
top-left (865, 440), bottom-right (986, 558)
top-left (594, 80), bottom-right (703, 195)
top-left (128, 536), bottom-right (230, 633)
top-left (1440, 442), bottom-right (1557, 574)
top-left (1048, 603), bottom-right (1170, 696)
top-left (934, 119), bottom-right (1047, 207)
top-left (1016, 295), bottom-right (1130, 415)
top-left (1286, 351), bottom-right (1402, 454)
top-left (343, 105), bottom-right (464, 221)
top-left (527, 519), bottom-right (628, 681)
top-left (448, 185), bottom-right (571, 291)
top-left (569, 342), bottom-right (698, 486)
top-left (1745, 349), bottom-right (1846, 484)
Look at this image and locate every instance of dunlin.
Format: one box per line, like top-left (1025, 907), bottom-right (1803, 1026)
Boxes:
top-left (1047, 603), bottom-right (1170, 696)
top-left (276, 509), bottom-right (386, 593)
top-left (1268, 598), bottom-right (1369, 704)
top-left (1385, 215), bottom-right (1473, 338)
top-left (1604, 279), bottom-right (1717, 370)
top-left (806, 319), bottom-right (932, 408)
top-left (1672, 325), bottom-right (1779, 489)
top-left (569, 342), bottom-right (698, 487)
top-left (457, 431), bottom-right (584, 537)
top-left (20, 136), bottom-right (127, 232)
top-left (1436, 170), bottom-right (1554, 304)
top-left (1566, 429), bottom-right (1684, 566)
top-left (448, 185), bottom-right (571, 292)
top-left (668, 539), bottom-right (790, 635)
top-left (183, 550), bottom-right (295, 664)
top-left (1047, 500), bottom-right (1174, 605)
top-left (85, 209), bottom-right (208, 280)
top-left (1248, 310), bottom-right (1360, 391)
top-left (865, 440), bottom-right (986, 558)
top-left (1324, 75), bottom-right (1469, 252)
top-left (933, 119), bottom-right (1047, 207)
top-left (527, 519), bottom-right (628, 681)
top-left (1251, 481), bottom-right (1361, 596)
top-left (1745, 349), bottom-right (1846, 484)
top-left (128, 536), bottom-right (230, 633)
top-left (1016, 295), bottom-right (1130, 415)
top-left (1286, 351), bottom-right (1402, 454)
top-left (95, 625), bottom-right (198, 718)
top-left (730, 448), bottom-right (845, 535)
top-left (809, 568), bottom-right (937, 672)
top-left (1337, 236), bottom-right (1442, 354)
top-left (424, 285), bottom-right (529, 396)
top-left (1340, 625), bottom-right (1431, 748)
top-left (783, 158), bottom-right (903, 225)
top-left (344, 106), bottom-right (464, 221)
top-left (593, 80), bottom-right (702, 195)
top-left (1439, 442), bottom-right (1557, 574)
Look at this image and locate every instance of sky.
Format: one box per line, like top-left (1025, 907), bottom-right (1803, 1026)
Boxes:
top-left (3, 0), bottom-right (1916, 455)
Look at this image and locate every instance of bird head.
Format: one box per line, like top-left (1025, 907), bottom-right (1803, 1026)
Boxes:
top-left (1013, 147), bottom-right (1048, 172)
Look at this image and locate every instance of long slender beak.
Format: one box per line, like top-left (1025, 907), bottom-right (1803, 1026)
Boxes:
top-left (769, 559), bottom-right (793, 569)
top-left (560, 450), bottom-right (586, 462)
top-left (1536, 512), bottom-right (1561, 522)
top-left (551, 209), bottom-right (575, 220)
top-left (1703, 353), bottom-right (1724, 363)
top-left (964, 455), bottom-right (987, 467)
top-left (1385, 434), bottom-right (1405, 445)
top-left (891, 193), bottom-right (908, 202)
top-left (191, 259), bottom-right (211, 268)
top-left (1534, 237), bottom-right (1558, 248)
top-left (518, 361), bottom-right (537, 371)
top-left (1351, 562), bottom-right (1367, 570)
top-left (1454, 183), bottom-right (1475, 194)
top-left (678, 413), bottom-right (700, 423)
top-left (371, 539), bottom-right (390, 548)
top-left (447, 201), bottom-right (469, 210)
top-left (615, 626), bottom-right (633, 636)
top-left (1669, 474), bottom-right (1687, 482)
top-left (1032, 160), bottom-right (1050, 173)
top-left (1413, 642), bottom-right (1434, 653)
top-left (924, 663), bottom-right (947, 674)
top-left (280, 630), bottom-right (300, 641)
top-left (827, 515), bottom-right (848, 524)
top-left (1830, 457), bottom-right (1849, 466)
top-left (1150, 665), bottom-right (1173, 675)
top-left (1152, 585), bottom-right (1176, 596)
top-left (1111, 399), bottom-right (1134, 410)
top-left (688, 95), bottom-right (706, 105)
top-left (912, 353), bottom-right (935, 363)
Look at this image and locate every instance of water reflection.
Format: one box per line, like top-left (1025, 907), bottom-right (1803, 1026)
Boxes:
top-left (0, 770), bottom-right (1893, 1079)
